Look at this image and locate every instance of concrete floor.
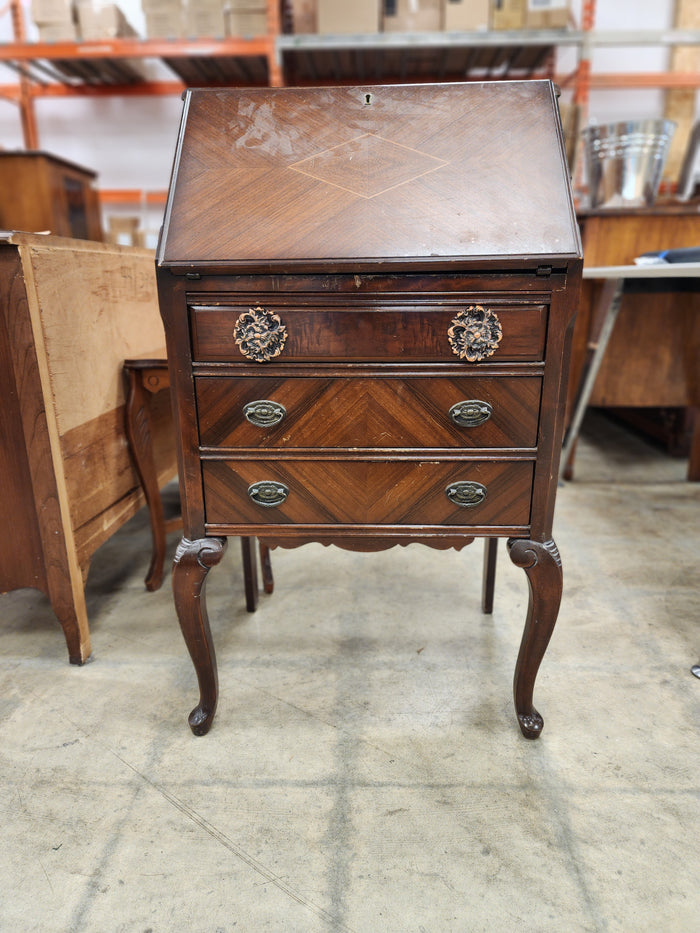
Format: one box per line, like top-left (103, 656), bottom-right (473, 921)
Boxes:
top-left (1, 412), bottom-right (698, 932)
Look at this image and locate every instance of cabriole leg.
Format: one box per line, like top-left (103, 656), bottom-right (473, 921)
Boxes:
top-left (507, 538), bottom-right (563, 739)
top-left (172, 536), bottom-right (227, 736)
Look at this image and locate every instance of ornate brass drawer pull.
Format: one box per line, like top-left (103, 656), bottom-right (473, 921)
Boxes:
top-left (448, 399), bottom-right (492, 428)
top-left (234, 305), bottom-right (288, 363)
top-left (447, 305), bottom-right (502, 362)
top-left (445, 481), bottom-right (487, 508)
top-left (243, 400), bottom-right (286, 428)
top-left (248, 480), bottom-right (289, 508)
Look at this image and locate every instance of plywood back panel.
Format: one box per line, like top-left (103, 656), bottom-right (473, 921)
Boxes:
top-left (26, 237), bottom-right (165, 436)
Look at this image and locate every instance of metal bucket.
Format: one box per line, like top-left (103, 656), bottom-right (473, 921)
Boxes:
top-left (583, 119), bottom-right (676, 208)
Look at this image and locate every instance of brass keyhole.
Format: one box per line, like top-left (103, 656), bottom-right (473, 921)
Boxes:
top-left (364, 93), bottom-right (372, 105)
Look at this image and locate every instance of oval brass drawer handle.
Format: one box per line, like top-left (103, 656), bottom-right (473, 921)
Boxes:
top-left (445, 481), bottom-right (487, 508)
top-left (248, 481), bottom-right (289, 508)
top-left (234, 306), bottom-right (288, 363)
top-left (447, 305), bottom-right (502, 362)
top-left (449, 399), bottom-right (492, 428)
top-left (243, 400), bottom-right (286, 428)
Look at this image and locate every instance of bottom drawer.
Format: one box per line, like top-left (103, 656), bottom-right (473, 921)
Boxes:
top-left (202, 459), bottom-right (533, 527)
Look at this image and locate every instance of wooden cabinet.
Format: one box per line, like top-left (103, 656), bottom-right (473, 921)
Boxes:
top-left (157, 81), bottom-right (582, 738)
top-left (0, 152), bottom-right (103, 241)
top-left (0, 233), bottom-right (176, 662)
top-left (568, 207), bottom-right (700, 473)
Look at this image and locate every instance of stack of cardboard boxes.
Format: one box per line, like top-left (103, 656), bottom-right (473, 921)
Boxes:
top-left (142, 0), bottom-right (185, 37)
top-left (76, 1), bottom-right (139, 37)
top-left (31, 0), bottom-right (78, 40)
top-left (32, 0), bottom-right (142, 40)
top-left (140, 0), bottom-right (268, 37)
top-left (301, 0), bottom-right (569, 35)
top-left (31, 0), bottom-right (568, 42)
top-left (184, 0), bottom-right (226, 37)
top-left (493, 0), bottom-right (568, 30)
top-left (224, 1), bottom-right (268, 38)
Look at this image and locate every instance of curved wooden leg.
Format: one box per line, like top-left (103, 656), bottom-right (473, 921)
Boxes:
top-left (259, 542), bottom-right (274, 594)
top-left (172, 536), bottom-right (227, 735)
top-left (124, 367), bottom-right (166, 592)
top-left (48, 572), bottom-right (92, 665)
top-left (507, 538), bottom-right (563, 739)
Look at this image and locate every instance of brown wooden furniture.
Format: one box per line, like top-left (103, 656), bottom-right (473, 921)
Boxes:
top-left (123, 355), bottom-right (274, 605)
top-left (563, 263), bottom-right (700, 482)
top-left (0, 233), bottom-right (174, 663)
top-left (566, 206), bottom-right (700, 479)
top-left (0, 151), bottom-right (103, 241)
top-left (156, 82), bottom-right (582, 738)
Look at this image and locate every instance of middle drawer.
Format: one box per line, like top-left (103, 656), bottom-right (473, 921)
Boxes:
top-left (196, 375), bottom-right (542, 450)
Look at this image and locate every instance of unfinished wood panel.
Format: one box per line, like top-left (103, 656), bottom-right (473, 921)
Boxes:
top-left (63, 393), bottom-right (174, 560)
top-left (0, 232), bottom-right (178, 663)
top-left (28, 241), bottom-right (165, 434)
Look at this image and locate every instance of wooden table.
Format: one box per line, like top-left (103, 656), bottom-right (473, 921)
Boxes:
top-left (563, 263), bottom-right (700, 481)
top-left (156, 81), bottom-right (582, 738)
top-left (568, 207), bottom-right (700, 474)
top-left (123, 356), bottom-right (273, 608)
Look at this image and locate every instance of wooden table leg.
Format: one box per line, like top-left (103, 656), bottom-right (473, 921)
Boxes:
top-left (687, 406), bottom-right (700, 481)
top-left (508, 538), bottom-right (563, 739)
top-left (124, 366), bottom-right (168, 591)
top-left (241, 537), bottom-right (259, 612)
top-left (259, 542), bottom-right (274, 594)
top-left (481, 537), bottom-right (498, 614)
top-left (172, 536), bottom-right (227, 735)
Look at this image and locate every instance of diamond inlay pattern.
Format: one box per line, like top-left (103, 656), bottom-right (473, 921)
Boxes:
top-left (289, 133), bottom-right (449, 199)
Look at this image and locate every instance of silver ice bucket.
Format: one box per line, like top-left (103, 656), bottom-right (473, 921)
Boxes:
top-left (583, 119), bottom-right (676, 208)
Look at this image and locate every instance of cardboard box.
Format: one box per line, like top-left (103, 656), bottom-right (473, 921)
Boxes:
top-left (185, 2), bottom-right (225, 35)
top-left (225, 9), bottom-right (268, 35)
top-left (525, 0), bottom-right (568, 29)
top-left (144, 6), bottom-right (185, 37)
top-left (289, 0), bottom-right (316, 33)
top-left (31, 0), bottom-right (73, 24)
top-left (443, 0), bottom-right (488, 31)
top-left (317, 0), bottom-right (380, 34)
top-left (37, 20), bottom-right (77, 38)
top-left (383, 0), bottom-right (441, 32)
top-left (226, 0), bottom-right (266, 9)
top-left (491, 0), bottom-right (524, 30)
top-left (141, 0), bottom-right (181, 12)
top-left (76, 3), bottom-right (137, 39)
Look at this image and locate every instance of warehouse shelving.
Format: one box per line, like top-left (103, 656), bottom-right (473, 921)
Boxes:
top-left (1, 0), bottom-right (700, 202)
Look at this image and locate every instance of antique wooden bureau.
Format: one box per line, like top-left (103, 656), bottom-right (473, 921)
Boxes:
top-left (156, 82), bottom-right (582, 738)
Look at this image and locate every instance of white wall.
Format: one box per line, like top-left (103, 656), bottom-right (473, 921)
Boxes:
top-left (0, 0), bottom-right (688, 239)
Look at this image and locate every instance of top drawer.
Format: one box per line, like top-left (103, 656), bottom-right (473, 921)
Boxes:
top-left (189, 301), bottom-right (548, 364)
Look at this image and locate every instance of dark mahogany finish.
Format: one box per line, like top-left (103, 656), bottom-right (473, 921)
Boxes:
top-left (157, 82), bottom-right (582, 737)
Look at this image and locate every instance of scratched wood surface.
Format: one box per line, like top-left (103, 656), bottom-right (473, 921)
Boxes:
top-left (159, 82), bottom-right (580, 269)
